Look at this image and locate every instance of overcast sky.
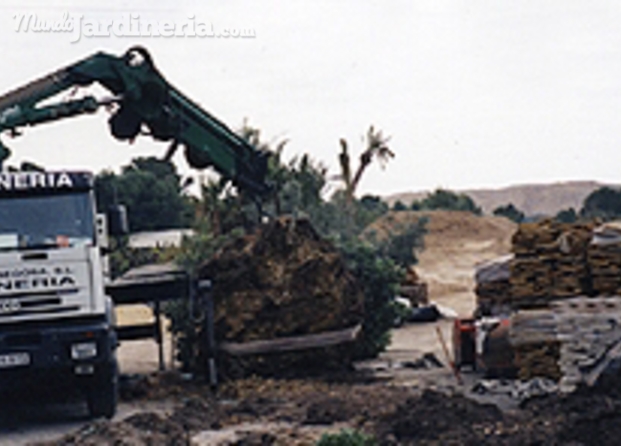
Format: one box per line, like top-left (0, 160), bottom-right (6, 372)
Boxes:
top-left (1, 1), bottom-right (621, 197)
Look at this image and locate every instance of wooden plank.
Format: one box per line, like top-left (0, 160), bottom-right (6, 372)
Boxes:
top-left (106, 262), bottom-right (190, 304)
top-left (116, 324), bottom-right (158, 341)
top-left (107, 279), bottom-right (188, 304)
top-left (219, 324), bottom-right (362, 356)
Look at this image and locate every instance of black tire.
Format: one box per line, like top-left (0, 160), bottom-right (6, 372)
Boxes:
top-left (87, 359), bottom-right (118, 419)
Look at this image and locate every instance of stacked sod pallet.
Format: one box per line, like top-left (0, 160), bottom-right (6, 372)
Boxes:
top-left (474, 255), bottom-right (513, 315)
top-left (510, 220), bottom-right (594, 309)
top-left (508, 310), bottom-right (561, 381)
top-left (507, 221), bottom-right (593, 381)
top-left (588, 222), bottom-right (621, 295)
top-left (503, 221), bottom-right (621, 382)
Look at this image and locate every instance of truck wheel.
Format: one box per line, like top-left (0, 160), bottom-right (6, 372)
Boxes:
top-left (87, 360), bottom-right (118, 419)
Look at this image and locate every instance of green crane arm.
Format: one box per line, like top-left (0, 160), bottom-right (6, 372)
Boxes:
top-left (0, 46), bottom-right (271, 197)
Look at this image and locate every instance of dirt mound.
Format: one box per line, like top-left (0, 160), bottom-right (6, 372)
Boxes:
top-left (36, 370), bottom-right (621, 446)
top-left (366, 211), bottom-right (516, 315)
top-left (521, 386), bottom-right (621, 446)
top-left (374, 389), bottom-right (503, 444)
top-left (366, 210), bottom-right (514, 243)
top-left (42, 412), bottom-right (188, 446)
top-left (201, 216), bottom-right (363, 342)
top-left (373, 384), bottom-right (621, 445)
top-left (170, 397), bottom-right (222, 432)
top-left (197, 216), bottom-right (364, 376)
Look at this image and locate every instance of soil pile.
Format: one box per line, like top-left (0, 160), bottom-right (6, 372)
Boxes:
top-left (373, 384), bottom-right (621, 445)
top-left (198, 216), bottom-right (364, 376)
top-left (374, 389), bottom-right (503, 445)
top-left (201, 216), bottom-right (363, 342)
top-left (520, 384), bottom-right (621, 446)
top-left (40, 412), bottom-right (189, 446)
top-left (34, 371), bottom-right (621, 446)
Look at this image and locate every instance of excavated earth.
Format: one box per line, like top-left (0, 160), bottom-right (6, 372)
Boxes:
top-left (200, 216), bottom-right (364, 343)
top-left (198, 216), bottom-right (364, 377)
top-left (31, 370), bottom-right (621, 446)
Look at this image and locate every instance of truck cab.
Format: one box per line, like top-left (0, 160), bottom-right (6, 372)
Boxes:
top-left (0, 170), bottom-right (118, 418)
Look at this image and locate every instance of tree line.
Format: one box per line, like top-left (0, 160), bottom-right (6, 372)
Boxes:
top-left (491, 187), bottom-right (621, 224)
top-left (391, 186), bottom-right (621, 224)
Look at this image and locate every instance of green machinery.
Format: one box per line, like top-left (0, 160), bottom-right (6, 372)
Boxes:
top-left (0, 46), bottom-right (270, 197)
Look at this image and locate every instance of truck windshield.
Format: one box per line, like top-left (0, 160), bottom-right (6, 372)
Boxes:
top-left (0, 192), bottom-right (95, 250)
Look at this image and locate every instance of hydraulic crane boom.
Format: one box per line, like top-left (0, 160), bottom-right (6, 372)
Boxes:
top-left (0, 46), bottom-right (271, 197)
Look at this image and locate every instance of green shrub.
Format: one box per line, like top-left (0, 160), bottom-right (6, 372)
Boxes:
top-left (373, 217), bottom-right (427, 269)
top-left (316, 429), bottom-right (376, 446)
top-left (415, 188), bottom-right (482, 215)
top-left (339, 240), bottom-right (404, 359)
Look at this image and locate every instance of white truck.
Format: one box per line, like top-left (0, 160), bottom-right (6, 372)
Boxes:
top-left (0, 170), bottom-right (123, 418)
top-left (0, 47), bottom-right (272, 418)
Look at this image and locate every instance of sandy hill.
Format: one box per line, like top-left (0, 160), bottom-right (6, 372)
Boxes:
top-left (386, 181), bottom-right (612, 217)
top-left (365, 210), bottom-right (516, 316)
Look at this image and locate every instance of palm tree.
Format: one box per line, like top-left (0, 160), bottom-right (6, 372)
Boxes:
top-left (336, 126), bottom-right (394, 238)
top-left (339, 126), bottom-right (394, 204)
top-left (353, 126), bottom-right (394, 192)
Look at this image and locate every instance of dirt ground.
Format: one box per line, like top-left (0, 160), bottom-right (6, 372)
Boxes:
top-left (11, 211), bottom-right (621, 445)
top-left (115, 305), bottom-right (174, 374)
top-left (21, 363), bottom-right (621, 446)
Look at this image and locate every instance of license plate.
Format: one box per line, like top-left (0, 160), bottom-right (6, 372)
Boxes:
top-left (0, 352), bottom-right (30, 368)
